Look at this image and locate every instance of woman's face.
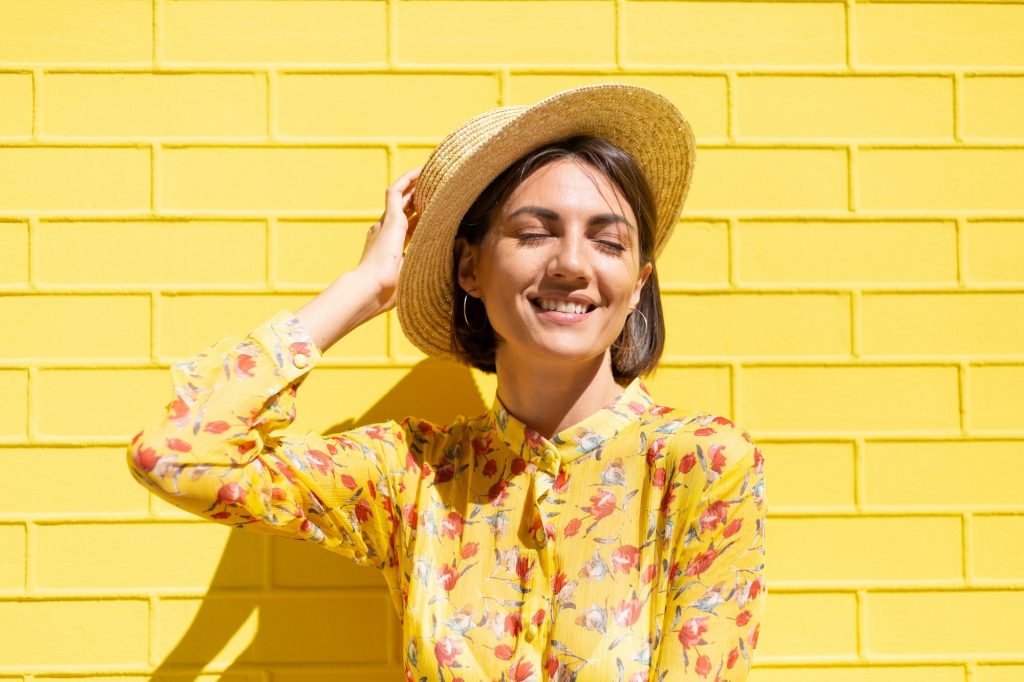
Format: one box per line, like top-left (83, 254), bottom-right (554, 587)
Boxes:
top-left (457, 158), bottom-right (653, 372)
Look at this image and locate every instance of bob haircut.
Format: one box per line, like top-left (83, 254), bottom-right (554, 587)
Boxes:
top-left (449, 134), bottom-right (666, 380)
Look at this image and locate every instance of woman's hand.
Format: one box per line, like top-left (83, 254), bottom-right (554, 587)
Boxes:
top-left (354, 167), bottom-right (423, 313)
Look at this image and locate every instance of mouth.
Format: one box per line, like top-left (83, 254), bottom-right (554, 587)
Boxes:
top-left (530, 297), bottom-right (597, 315)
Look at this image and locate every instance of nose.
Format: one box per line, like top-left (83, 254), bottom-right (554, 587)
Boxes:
top-left (545, 229), bottom-right (592, 282)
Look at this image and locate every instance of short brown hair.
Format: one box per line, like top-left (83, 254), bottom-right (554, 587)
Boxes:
top-left (450, 135), bottom-right (666, 380)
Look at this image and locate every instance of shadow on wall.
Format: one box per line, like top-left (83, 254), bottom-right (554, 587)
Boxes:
top-left (149, 357), bottom-right (488, 680)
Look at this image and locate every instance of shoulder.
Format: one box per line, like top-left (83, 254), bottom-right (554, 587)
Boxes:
top-left (642, 405), bottom-right (762, 475)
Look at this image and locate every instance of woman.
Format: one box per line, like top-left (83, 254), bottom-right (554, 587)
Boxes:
top-left (128, 84), bottom-right (767, 681)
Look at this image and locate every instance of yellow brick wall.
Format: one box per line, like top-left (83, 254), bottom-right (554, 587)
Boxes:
top-left (1, 0), bottom-right (1022, 678)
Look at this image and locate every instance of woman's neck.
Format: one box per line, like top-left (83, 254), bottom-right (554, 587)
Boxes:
top-left (493, 349), bottom-right (628, 439)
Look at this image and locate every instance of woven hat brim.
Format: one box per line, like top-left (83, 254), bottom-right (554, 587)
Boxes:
top-left (396, 83), bottom-right (696, 361)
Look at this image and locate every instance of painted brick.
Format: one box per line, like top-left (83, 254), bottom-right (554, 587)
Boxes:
top-left (43, 73), bottom-right (266, 138)
top-left (254, 594), bottom-right (391, 662)
top-left (767, 442), bottom-right (855, 510)
top-left (0, 448), bottom-right (149, 516)
top-left (278, 73), bottom-right (499, 138)
top-left (0, 221), bottom-right (28, 285)
top-left (37, 367), bottom-right (165, 439)
top-left (735, 75), bottom-right (953, 140)
top-left (508, 74), bottom-right (729, 141)
top-left (864, 441), bottom-right (1024, 508)
top-left (0, 524), bottom-right (25, 591)
top-left (623, 1), bottom-right (845, 66)
top-left (0, 600), bottom-right (148, 666)
top-left (0, 0), bottom-right (151, 64)
top-left (866, 590), bottom-right (1024, 655)
top-left (155, 596), bottom-right (258, 665)
top-left (686, 148), bottom-right (848, 212)
top-left (973, 515), bottom-right (1024, 581)
top-left (275, 220), bottom-right (373, 284)
top-left (0, 370), bottom-right (28, 438)
top-left (755, 592), bottom-right (858, 658)
top-left (862, 293), bottom-right (1024, 356)
top-left (742, 365), bottom-right (960, 433)
top-left (0, 147), bottom-right (150, 212)
top-left (0, 295), bottom-right (149, 361)
top-left (163, 0), bottom-right (387, 65)
top-left (963, 76), bottom-right (1024, 140)
top-left (966, 221), bottom-right (1024, 283)
top-left (36, 221), bottom-right (267, 286)
top-left (0, 73), bottom-right (32, 137)
top-left (656, 221), bottom-right (730, 285)
top-left (858, 149), bottom-right (1024, 211)
top-left (969, 365), bottom-right (1024, 431)
top-left (34, 522), bottom-right (263, 590)
top-left (273, 534), bottom-right (382, 588)
top-left (736, 220), bottom-right (957, 284)
top-left (397, 1), bottom-right (615, 65)
top-left (641, 366), bottom-right (733, 419)
top-left (662, 293), bottom-right (851, 357)
top-left (754, 667), bottom-right (965, 682)
top-left (856, 4), bottom-right (1024, 67)
top-left (772, 515), bottom-right (963, 583)
top-left (976, 666), bottom-right (1024, 682)
top-left (160, 146), bottom-right (386, 212)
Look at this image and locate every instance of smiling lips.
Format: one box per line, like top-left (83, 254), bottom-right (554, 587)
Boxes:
top-left (531, 297), bottom-right (596, 319)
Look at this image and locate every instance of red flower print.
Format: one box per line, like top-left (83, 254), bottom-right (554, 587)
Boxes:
top-left (628, 400), bottom-right (646, 415)
top-left (234, 353), bottom-right (257, 378)
top-left (723, 517), bottom-right (743, 538)
top-left (354, 497), bottom-right (371, 523)
top-left (210, 511), bottom-right (231, 519)
top-left (695, 654), bottom-right (711, 678)
top-left (494, 643), bottom-right (514, 660)
top-left (587, 488), bottom-right (617, 520)
top-left (504, 612), bottom-right (523, 637)
top-left (305, 449), bottom-right (332, 474)
top-left (727, 646), bottom-right (740, 668)
top-left (203, 420), bottom-right (229, 434)
top-left (274, 460), bottom-right (297, 484)
top-left (461, 542), bottom-right (479, 559)
top-left (532, 608), bottom-right (546, 626)
top-left (510, 457), bottom-right (527, 475)
top-left (679, 453), bottom-right (696, 473)
top-left (441, 510), bottom-right (464, 539)
top-left (678, 616), bottom-right (709, 649)
top-left (516, 555), bottom-right (534, 582)
top-left (659, 488), bottom-right (676, 515)
top-left (421, 462), bottom-right (432, 479)
top-left (646, 437), bottom-right (666, 466)
top-left (524, 427), bottom-right (543, 450)
top-left (699, 500), bottom-right (729, 533)
top-left (483, 458), bottom-right (497, 476)
top-left (736, 609), bottom-right (752, 626)
top-left (546, 655), bottom-right (560, 678)
top-left (649, 404), bottom-right (672, 416)
top-left (434, 636), bottom-right (462, 667)
top-left (488, 479), bottom-right (509, 506)
top-left (472, 434), bottom-right (492, 456)
top-left (132, 444), bottom-right (161, 472)
top-left (363, 425), bottom-right (387, 440)
top-left (238, 440), bottom-right (256, 456)
top-left (685, 545), bottom-right (720, 577)
top-left (340, 474), bottom-right (358, 490)
top-left (167, 396), bottom-right (189, 423)
top-left (708, 443), bottom-right (727, 474)
top-left (166, 437), bottom-right (192, 453)
top-left (693, 427), bottom-right (715, 437)
top-left (564, 517), bottom-right (582, 537)
top-left (553, 468), bottom-right (571, 493)
top-left (438, 562), bottom-right (460, 591)
top-left (216, 482), bottom-right (246, 505)
top-left (629, 670), bottom-right (650, 682)
top-left (508, 658), bottom-right (535, 682)
top-left (611, 594), bottom-right (641, 628)
top-left (417, 420), bottom-right (435, 435)
top-left (434, 461), bottom-right (456, 484)
top-left (638, 564), bottom-right (656, 586)
top-left (610, 545), bottom-right (640, 574)
top-left (749, 575), bottom-right (763, 600)
top-left (271, 487), bottom-right (286, 501)
top-left (651, 467), bottom-right (666, 488)
top-left (751, 623), bottom-right (760, 648)
top-left (712, 415), bottom-right (736, 428)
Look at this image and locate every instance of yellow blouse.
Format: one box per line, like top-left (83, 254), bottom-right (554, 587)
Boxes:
top-left (127, 308), bottom-right (767, 681)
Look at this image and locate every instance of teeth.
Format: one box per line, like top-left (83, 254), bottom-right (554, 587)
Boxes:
top-left (538, 299), bottom-right (588, 314)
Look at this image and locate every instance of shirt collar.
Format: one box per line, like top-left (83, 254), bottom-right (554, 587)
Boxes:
top-left (487, 376), bottom-right (654, 467)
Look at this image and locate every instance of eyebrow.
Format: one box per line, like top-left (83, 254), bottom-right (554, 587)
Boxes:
top-left (507, 205), bottom-right (636, 231)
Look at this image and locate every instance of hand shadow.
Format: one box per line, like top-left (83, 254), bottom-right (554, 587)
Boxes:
top-left (147, 357), bottom-right (488, 680)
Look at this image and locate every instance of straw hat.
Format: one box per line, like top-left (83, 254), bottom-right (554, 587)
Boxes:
top-left (396, 83), bottom-right (696, 361)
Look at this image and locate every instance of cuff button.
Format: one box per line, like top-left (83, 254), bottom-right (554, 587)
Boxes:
top-left (293, 353), bottom-right (309, 369)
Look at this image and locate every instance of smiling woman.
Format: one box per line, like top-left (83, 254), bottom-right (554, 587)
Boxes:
top-left (127, 83), bottom-right (768, 681)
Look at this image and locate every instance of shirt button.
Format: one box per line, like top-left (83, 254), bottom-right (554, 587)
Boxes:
top-left (293, 353), bottom-right (309, 369)
top-left (524, 623), bottom-right (538, 642)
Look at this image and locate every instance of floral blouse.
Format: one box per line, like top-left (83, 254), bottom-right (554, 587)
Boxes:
top-left (127, 308), bottom-right (767, 681)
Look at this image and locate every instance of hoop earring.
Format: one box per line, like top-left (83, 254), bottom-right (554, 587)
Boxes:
top-left (612, 308), bottom-right (649, 352)
top-left (462, 293), bottom-right (488, 333)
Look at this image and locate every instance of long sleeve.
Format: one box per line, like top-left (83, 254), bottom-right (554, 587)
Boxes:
top-left (655, 426), bottom-right (768, 680)
top-left (126, 308), bottom-right (407, 582)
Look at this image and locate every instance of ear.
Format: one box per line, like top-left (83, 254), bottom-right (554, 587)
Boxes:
top-left (630, 260), bottom-right (654, 308)
top-left (455, 237), bottom-right (482, 297)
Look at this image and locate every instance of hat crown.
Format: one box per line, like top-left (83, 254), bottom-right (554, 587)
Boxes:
top-left (413, 105), bottom-right (527, 216)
